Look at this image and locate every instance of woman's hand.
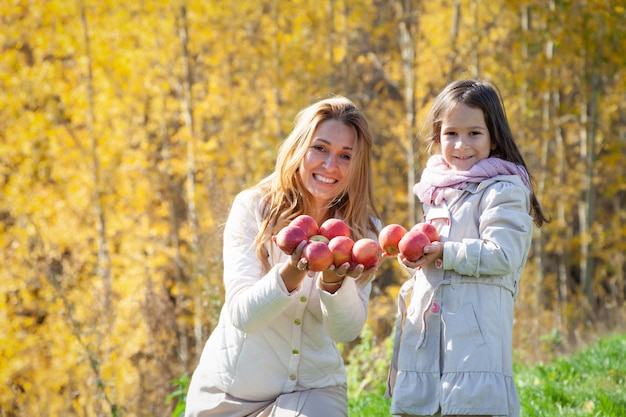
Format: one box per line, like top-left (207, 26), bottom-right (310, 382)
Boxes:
top-left (319, 262), bottom-right (348, 293)
top-left (278, 240), bottom-right (309, 292)
top-left (289, 240), bottom-right (309, 271)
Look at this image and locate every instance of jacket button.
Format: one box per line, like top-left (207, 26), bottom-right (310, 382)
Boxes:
top-left (300, 296), bottom-right (307, 302)
top-left (431, 302), bottom-right (440, 313)
top-left (294, 319), bottom-right (302, 325)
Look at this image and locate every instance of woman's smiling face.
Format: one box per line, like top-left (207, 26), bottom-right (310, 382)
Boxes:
top-left (299, 119), bottom-right (356, 208)
top-left (440, 103), bottom-right (494, 171)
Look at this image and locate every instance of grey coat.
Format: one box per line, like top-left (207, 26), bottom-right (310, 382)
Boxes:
top-left (387, 175), bottom-right (533, 417)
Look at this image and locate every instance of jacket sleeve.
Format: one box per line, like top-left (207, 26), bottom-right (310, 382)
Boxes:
top-left (317, 276), bottom-right (372, 342)
top-left (442, 181), bottom-right (533, 277)
top-left (316, 217), bottom-right (380, 342)
top-left (222, 189), bottom-right (293, 333)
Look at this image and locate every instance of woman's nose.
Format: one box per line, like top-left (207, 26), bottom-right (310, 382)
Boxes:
top-left (323, 154), bottom-right (338, 169)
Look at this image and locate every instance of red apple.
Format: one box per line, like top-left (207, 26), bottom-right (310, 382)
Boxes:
top-left (328, 235), bottom-right (354, 266)
top-left (290, 215), bottom-right (319, 238)
top-left (398, 230), bottom-right (431, 262)
top-left (351, 238), bottom-right (383, 269)
top-left (309, 234), bottom-right (330, 244)
top-left (275, 225), bottom-right (308, 255)
top-left (378, 223), bottom-right (407, 256)
top-left (304, 241), bottom-right (334, 272)
top-left (411, 222), bottom-right (440, 243)
top-left (319, 218), bottom-right (351, 240)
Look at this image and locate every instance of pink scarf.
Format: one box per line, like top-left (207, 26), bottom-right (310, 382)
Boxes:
top-left (413, 155), bottom-right (531, 205)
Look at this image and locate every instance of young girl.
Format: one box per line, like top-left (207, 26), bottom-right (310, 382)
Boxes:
top-left (386, 79), bottom-right (548, 417)
top-left (185, 96), bottom-right (382, 417)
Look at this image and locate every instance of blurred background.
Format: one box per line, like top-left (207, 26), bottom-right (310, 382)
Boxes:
top-left (1, 0), bottom-right (625, 415)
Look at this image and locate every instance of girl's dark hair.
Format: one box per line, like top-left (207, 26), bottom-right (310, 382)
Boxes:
top-left (424, 79), bottom-right (549, 227)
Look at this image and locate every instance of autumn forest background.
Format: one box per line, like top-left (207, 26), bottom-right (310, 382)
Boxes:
top-left (1, 0), bottom-right (626, 416)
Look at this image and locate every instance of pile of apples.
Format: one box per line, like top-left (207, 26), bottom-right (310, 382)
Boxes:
top-left (378, 222), bottom-right (440, 262)
top-left (275, 215), bottom-right (441, 271)
top-left (275, 215), bottom-right (382, 272)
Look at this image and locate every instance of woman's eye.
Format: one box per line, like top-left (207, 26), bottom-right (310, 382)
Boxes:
top-left (340, 153), bottom-right (352, 161)
top-left (312, 145), bottom-right (326, 152)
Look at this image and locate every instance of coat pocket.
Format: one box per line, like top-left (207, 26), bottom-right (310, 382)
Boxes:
top-left (442, 303), bottom-right (490, 372)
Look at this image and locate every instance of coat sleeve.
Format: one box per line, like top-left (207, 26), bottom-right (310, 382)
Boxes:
top-left (442, 181), bottom-right (533, 277)
top-left (222, 189), bottom-right (292, 333)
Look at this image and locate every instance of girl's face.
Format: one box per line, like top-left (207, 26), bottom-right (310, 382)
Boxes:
top-left (299, 119), bottom-right (355, 208)
top-left (440, 103), bottom-right (494, 171)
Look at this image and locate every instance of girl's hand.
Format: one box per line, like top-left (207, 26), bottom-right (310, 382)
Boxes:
top-left (399, 242), bottom-right (444, 269)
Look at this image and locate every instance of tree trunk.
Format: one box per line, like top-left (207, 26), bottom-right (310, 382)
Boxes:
top-left (395, 0), bottom-right (419, 223)
top-left (80, 3), bottom-right (116, 414)
top-left (178, 3), bottom-right (200, 370)
top-left (470, 0), bottom-right (480, 77)
top-left (579, 71), bottom-right (600, 308)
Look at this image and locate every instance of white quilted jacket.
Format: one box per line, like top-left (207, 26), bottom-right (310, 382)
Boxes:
top-left (186, 188), bottom-right (373, 414)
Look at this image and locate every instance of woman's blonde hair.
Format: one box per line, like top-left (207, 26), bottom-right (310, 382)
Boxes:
top-left (254, 96), bottom-right (381, 271)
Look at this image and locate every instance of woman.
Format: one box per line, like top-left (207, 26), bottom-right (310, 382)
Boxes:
top-left (185, 96), bottom-right (382, 417)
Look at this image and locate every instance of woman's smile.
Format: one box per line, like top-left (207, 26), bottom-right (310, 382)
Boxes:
top-left (313, 173), bottom-right (338, 184)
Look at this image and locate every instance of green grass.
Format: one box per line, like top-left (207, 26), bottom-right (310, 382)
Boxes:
top-left (169, 333), bottom-right (625, 416)
top-left (349, 386), bottom-right (392, 416)
top-left (346, 333), bottom-right (626, 416)
top-left (516, 333), bottom-right (626, 416)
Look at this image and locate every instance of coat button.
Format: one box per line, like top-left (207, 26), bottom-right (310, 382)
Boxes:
top-left (431, 302), bottom-right (440, 313)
